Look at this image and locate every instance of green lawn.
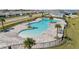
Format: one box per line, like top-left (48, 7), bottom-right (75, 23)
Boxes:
top-left (50, 15), bottom-right (79, 49)
top-left (0, 13), bottom-right (43, 30)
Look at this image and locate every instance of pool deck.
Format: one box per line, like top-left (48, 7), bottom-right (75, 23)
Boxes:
top-left (0, 18), bottom-right (43, 48)
top-left (0, 18), bottom-right (66, 48)
top-left (32, 18), bottom-right (66, 43)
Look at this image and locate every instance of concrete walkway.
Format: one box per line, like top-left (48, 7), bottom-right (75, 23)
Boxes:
top-left (0, 17), bottom-right (66, 48)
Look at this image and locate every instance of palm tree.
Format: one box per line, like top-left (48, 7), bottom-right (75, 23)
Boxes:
top-left (29, 13), bottom-right (32, 17)
top-left (40, 11), bottom-right (44, 17)
top-left (27, 13), bottom-right (32, 17)
top-left (27, 25), bottom-right (32, 29)
top-left (63, 14), bottom-right (66, 20)
top-left (55, 24), bottom-right (61, 39)
top-left (23, 38), bottom-right (36, 49)
top-left (49, 16), bottom-right (53, 19)
top-left (0, 17), bottom-right (5, 31)
top-left (42, 12), bottom-right (44, 17)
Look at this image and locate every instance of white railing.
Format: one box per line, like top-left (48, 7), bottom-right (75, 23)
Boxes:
top-left (0, 38), bottom-right (66, 49)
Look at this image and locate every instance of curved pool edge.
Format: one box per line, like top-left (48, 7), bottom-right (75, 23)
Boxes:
top-left (18, 18), bottom-right (60, 38)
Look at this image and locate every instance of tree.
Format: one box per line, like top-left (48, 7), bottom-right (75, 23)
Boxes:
top-left (28, 13), bottom-right (32, 17)
top-left (0, 17), bottom-right (5, 31)
top-left (49, 16), bottom-right (53, 19)
top-left (23, 38), bottom-right (36, 49)
top-left (55, 24), bottom-right (61, 39)
top-left (27, 13), bottom-right (32, 17)
top-left (63, 14), bottom-right (66, 20)
top-left (27, 25), bottom-right (32, 29)
top-left (40, 11), bottom-right (44, 17)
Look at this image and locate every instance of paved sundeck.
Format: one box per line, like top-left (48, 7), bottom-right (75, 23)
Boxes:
top-left (32, 18), bottom-right (66, 43)
top-left (0, 18), bottom-right (66, 48)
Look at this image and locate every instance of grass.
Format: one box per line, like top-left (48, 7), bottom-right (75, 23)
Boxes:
top-left (0, 19), bottom-right (27, 31)
top-left (50, 15), bottom-right (79, 49)
top-left (0, 13), bottom-right (45, 31)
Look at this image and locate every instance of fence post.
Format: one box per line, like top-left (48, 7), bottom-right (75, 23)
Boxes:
top-left (8, 46), bottom-right (12, 49)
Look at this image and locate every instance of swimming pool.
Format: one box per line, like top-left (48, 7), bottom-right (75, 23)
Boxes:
top-left (18, 18), bottom-right (59, 38)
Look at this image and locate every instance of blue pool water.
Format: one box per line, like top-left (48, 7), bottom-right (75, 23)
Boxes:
top-left (19, 18), bottom-right (59, 38)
